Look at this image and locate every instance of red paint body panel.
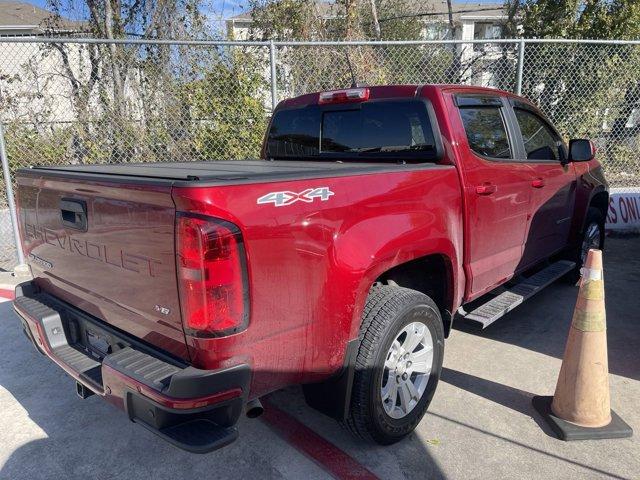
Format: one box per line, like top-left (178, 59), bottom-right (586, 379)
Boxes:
top-left (15, 84), bottom-right (607, 401)
top-left (172, 165), bottom-right (463, 396)
top-left (16, 176), bottom-right (189, 360)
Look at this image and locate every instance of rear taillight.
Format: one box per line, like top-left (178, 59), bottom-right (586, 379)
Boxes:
top-left (318, 87), bottom-right (370, 105)
top-left (176, 214), bottom-right (248, 336)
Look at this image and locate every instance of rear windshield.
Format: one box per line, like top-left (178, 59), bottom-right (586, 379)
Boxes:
top-left (266, 100), bottom-right (439, 162)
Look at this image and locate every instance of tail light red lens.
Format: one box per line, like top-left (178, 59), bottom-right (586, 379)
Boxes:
top-left (176, 214), bottom-right (248, 336)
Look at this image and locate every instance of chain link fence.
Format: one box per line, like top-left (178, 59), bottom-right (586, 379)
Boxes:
top-left (1, 37), bottom-right (640, 270)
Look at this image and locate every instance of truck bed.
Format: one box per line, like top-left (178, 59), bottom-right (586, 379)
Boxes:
top-left (20, 160), bottom-right (438, 186)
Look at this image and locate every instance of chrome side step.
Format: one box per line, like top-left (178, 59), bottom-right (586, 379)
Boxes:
top-left (463, 260), bottom-right (575, 328)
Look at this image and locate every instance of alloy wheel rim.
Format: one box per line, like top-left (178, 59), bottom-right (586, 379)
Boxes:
top-left (581, 223), bottom-right (601, 265)
top-left (380, 321), bottom-right (434, 419)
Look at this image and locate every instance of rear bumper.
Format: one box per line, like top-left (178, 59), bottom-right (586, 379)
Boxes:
top-left (13, 281), bottom-right (251, 454)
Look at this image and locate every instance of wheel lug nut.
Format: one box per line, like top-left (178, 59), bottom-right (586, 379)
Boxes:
top-left (407, 361), bottom-right (412, 367)
top-left (402, 373), bottom-right (408, 381)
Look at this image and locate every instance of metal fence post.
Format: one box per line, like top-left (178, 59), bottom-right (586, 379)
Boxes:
top-left (269, 40), bottom-right (278, 111)
top-left (516, 38), bottom-right (525, 95)
top-left (0, 122), bottom-right (25, 266)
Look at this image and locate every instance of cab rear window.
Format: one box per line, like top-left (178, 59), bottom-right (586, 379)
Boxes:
top-left (266, 100), bottom-right (439, 162)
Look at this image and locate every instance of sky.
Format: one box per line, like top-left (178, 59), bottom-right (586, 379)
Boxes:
top-left (18, 0), bottom-right (246, 21)
top-left (20, 0), bottom-right (247, 30)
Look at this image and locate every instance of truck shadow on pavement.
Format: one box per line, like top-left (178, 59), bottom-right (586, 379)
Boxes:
top-left (0, 301), bottom-right (446, 480)
top-left (453, 237), bottom-right (640, 382)
top-left (439, 367), bottom-right (563, 440)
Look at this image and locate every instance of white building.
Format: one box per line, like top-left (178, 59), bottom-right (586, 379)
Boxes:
top-left (0, 0), bottom-right (85, 36)
top-left (0, 2), bottom-right (149, 131)
top-left (0, 1), bottom-right (89, 125)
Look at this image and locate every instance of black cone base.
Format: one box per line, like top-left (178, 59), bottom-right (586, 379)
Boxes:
top-left (532, 395), bottom-right (633, 441)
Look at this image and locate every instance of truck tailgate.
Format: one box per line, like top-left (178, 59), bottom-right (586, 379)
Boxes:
top-left (16, 174), bottom-right (189, 360)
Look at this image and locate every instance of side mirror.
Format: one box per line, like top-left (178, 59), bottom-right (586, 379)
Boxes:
top-left (568, 139), bottom-right (596, 162)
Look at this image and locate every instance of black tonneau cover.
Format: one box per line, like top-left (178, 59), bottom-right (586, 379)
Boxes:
top-left (21, 160), bottom-right (444, 186)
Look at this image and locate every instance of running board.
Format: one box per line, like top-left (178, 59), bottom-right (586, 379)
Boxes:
top-left (463, 260), bottom-right (575, 328)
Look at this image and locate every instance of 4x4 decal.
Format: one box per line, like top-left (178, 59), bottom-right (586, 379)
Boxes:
top-left (257, 187), bottom-right (334, 207)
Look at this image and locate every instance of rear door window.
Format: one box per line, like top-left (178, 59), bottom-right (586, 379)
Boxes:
top-left (459, 105), bottom-right (512, 159)
top-left (266, 100), bottom-right (439, 162)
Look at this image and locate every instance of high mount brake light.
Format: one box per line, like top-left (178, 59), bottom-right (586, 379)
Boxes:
top-left (318, 88), bottom-right (370, 105)
top-left (176, 214), bottom-right (248, 336)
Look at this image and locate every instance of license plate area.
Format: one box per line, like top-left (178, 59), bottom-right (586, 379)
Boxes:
top-left (65, 312), bottom-right (128, 361)
top-left (86, 329), bottom-right (110, 356)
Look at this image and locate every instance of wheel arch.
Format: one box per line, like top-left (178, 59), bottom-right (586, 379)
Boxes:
top-left (589, 190), bottom-right (609, 222)
top-left (374, 253), bottom-right (455, 338)
top-left (302, 251), bottom-right (458, 422)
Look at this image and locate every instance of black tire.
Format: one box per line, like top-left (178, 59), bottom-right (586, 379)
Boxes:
top-left (565, 207), bottom-right (605, 284)
top-left (344, 285), bottom-right (444, 445)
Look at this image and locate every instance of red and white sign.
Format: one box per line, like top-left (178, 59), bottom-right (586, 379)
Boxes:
top-left (606, 188), bottom-right (640, 232)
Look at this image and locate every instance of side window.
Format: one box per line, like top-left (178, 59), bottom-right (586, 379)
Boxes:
top-left (514, 108), bottom-right (563, 161)
top-left (459, 106), bottom-right (511, 159)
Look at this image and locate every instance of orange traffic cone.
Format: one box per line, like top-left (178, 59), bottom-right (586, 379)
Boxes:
top-left (532, 249), bottom-right (632, 440)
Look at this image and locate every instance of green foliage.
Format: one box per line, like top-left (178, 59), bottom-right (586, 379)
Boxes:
top-left (507, 0), bottom-right (640, 174)
top-left (506, 0), bottom-right (640, 40)
top-left (606, 144), bottom-right (640, 183)
top-left (363, 0), bottom-right (424, 41)
top-left (184, 51), bottom-right (268, 159)
top-left (4, 49), bottom-right (268, 170)
top-left (245, 0), bottom-right (318, 40)
top-left (5, 126), bottom-right (73, 171)
top-left (487, 3), bottom-right (640, 187)
top-left (247, 0), bottom-right (430, 96)
top-left (247, 0), bottom-right (424, 41)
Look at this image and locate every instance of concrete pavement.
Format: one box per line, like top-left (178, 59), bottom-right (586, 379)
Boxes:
top-left (0, 236), bottom-right (638, 479)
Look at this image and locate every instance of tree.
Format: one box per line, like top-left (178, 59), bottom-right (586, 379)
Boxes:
top-left (184, 51), bottom-right (268, 159)
top-left (505, 0), bottom-right (640, 40)
top-left (1, 0), bottom-right (273, 172)
top-left (368, 0), bottom-right (381, 40)
top-left (506, 0), bottom-right (640, 183)
top-left (40, 0), bottom-right (211, 162)
top-left (247, 0), bottom-right (429, 95)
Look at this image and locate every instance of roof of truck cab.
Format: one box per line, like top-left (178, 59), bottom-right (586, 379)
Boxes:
top-left (277, 84), bottom-right (524, 109)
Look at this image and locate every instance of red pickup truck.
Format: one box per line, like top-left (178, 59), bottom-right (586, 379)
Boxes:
top-left (13, 84), bottom-right (607, 453)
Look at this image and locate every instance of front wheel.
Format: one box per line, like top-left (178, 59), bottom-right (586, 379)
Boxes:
top-left (345, 285), bottom-right (444, 445)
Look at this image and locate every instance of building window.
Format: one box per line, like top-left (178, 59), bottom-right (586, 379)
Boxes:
top-left (474, 22), bottom-right (503, 40)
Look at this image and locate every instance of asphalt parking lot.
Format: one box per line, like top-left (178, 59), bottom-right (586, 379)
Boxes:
top-left (0, 236), bottom-right (638, 480)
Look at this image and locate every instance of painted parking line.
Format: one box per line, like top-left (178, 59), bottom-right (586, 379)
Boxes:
top-left (261, 398), bottom-right (380, 480)
top-left (0, 288), bottom-right (14, 302)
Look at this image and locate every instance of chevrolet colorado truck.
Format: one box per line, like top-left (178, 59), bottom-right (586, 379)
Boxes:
top-left (12, 85), bottom-right (608, 453)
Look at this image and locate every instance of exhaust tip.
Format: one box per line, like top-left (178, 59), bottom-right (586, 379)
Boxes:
top-left (245, 398), bottom-right (264, 418)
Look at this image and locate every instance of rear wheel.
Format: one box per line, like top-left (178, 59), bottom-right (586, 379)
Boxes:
top-left (345, 285), bottom-right (444, 444)
top-left (565, 207), bottom-right (605, 283)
